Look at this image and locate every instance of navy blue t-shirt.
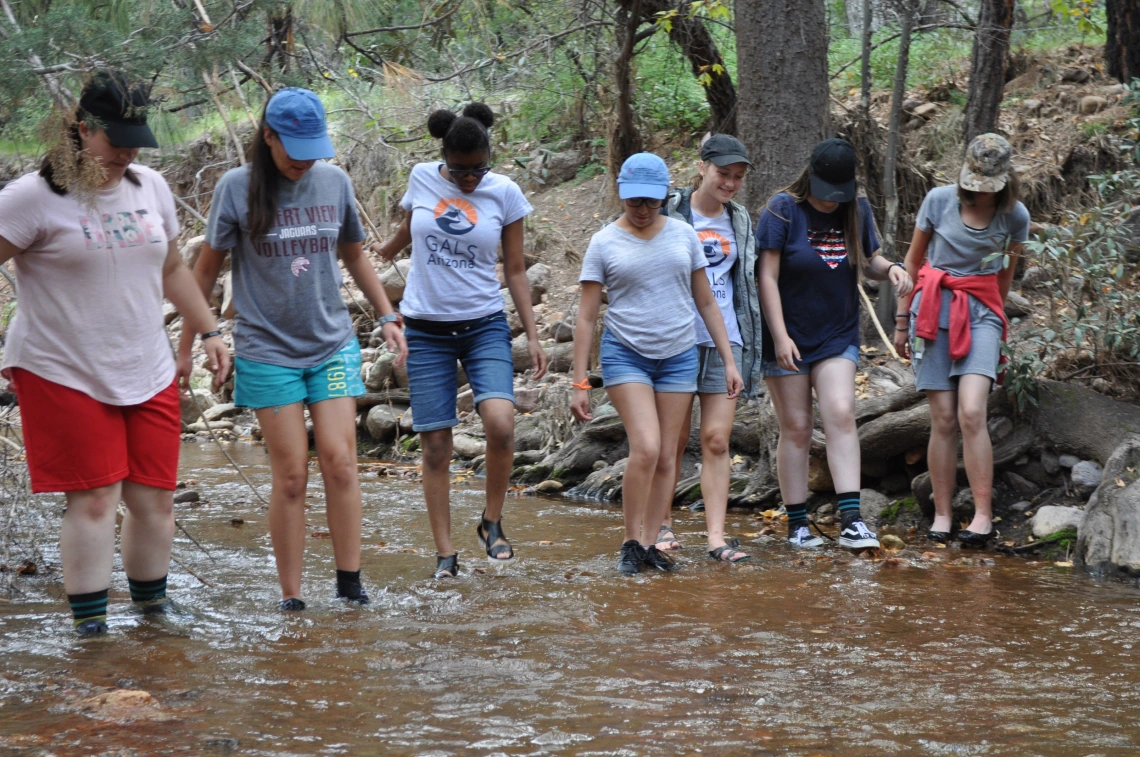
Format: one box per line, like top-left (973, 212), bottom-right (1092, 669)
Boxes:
top-left (756, 193), bottom-right (879, 364)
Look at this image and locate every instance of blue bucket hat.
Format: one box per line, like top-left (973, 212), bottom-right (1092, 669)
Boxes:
top-left (265, 88), bottom-right (335, 161)
top-left (617, 152), bottom-right (670, 200)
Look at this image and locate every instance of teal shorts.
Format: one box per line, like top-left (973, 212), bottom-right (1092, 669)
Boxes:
top-left (234, 338), bottom-right (366, 410)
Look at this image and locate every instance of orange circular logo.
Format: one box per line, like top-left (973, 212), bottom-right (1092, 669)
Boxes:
top-left (433, 198), bottom-right (479, 235)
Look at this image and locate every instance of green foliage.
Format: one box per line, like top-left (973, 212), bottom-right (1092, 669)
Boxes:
top-left (879, 496), bottom-right (919, 525)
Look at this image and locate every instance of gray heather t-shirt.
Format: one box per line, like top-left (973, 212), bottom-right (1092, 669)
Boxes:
top-left (206, 162), bottom-right (366, 368)
top-left (911, 184), bottom-right (1030, 328)
top-left (579, 217), bottom-right (707, 360)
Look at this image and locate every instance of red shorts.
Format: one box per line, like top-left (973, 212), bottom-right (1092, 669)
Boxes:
top-left (11, 368), bottom-right (181, 493)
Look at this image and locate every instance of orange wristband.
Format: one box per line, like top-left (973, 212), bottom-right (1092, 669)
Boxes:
top-left (572, 379), bottom-right (591, 390)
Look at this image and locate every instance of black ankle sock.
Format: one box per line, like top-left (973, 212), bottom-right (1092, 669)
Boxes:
top-left (68, 589), bottom-right (109, 627)
top-left (785, 503), bottom-right (809, 529)
top-left (128, 575), bottom-right (167, 603)
top-left (837, 492), bottom-right (861, 520)
top-left (336, 569), bottom-right (363, 598)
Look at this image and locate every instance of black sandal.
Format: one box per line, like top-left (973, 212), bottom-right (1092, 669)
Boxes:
top-left (708, 544), bottom-right (752, 563)
top-left (433, 554), bottom-right (459, 578)
top-left (477, 511), bottom-right (514, 561)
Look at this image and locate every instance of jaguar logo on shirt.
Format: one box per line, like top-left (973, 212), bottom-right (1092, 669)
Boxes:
top-left (808, 227), bottom-right (846, 270)
top-left (433, 198), bottom-right (478, 236)
top-left (698, 230), bottom-right (731, 267)
top-left (291, 257), bottom-right (311, 277)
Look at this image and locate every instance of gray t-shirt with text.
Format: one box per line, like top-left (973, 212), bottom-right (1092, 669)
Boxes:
top-left (579, 217), bottom-right (707, 360)
top-left (206, 162), bottom-right (366, 368)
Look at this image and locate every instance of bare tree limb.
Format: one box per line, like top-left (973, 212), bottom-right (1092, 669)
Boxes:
top-left (939, 0), bottom-right (977, 27)
top-left (830, 22), bottom-right (974, 80)
top-left (344, 0), bottom-right (463, 37)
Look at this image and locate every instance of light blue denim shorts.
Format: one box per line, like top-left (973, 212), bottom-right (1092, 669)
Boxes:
top-left (600, 330), bottom-right (698, 393)
top-left (762, 343), bottom-right (860, 378)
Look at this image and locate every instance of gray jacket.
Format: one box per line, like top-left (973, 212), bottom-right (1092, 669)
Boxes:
top-left (665, 187), bottom-right (763, 397)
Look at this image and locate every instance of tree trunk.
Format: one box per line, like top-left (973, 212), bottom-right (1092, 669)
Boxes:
top-left (963, 0), bottom-right (1015, 144)
top-left (615, 0), bottom-right (737, 134)
top-left (1106, 0), bottom-right (1140, 84)
top-left (607, 1), bottom-right (644, 203)
top-left (860, 0), bottom-right (873, 114)
top-left (735, 0), bottom-right (829, 209)
top-left (268, 5), bottom-right (295, 74)
top-left (882, 0), bottom-right (916, 258)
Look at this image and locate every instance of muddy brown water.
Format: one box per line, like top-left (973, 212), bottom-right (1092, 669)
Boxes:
top-left (2, 442), bottom-right (1140, 756)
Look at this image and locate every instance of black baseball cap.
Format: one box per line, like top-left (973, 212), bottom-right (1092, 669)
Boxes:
top-left (809, 138), bottom-right (856, 203)
top-left (700, 134), bottom-right (752, 167)
top-left (78, 71), bottom-right (158, 149)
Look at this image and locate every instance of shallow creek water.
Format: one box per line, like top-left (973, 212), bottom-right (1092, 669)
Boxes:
top-left (2, 441), bottom-right (1140, 756)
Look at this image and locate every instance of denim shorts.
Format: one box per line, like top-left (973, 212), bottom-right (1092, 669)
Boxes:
top-left (696, 343), bottom-right (743, 394)
top-left (235, 337), bottom-right (366, 409)
top-left (404, 312), bottom-right (515, 433)
top-left (600, 330), bottom-right (698, 393)
top-left (762, 343), bottom-right (860, 378)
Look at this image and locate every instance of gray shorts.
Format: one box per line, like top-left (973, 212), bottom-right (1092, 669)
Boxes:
top-left (910, 319), bottom-right (1003, 391)
top-left (695, 343), bottom-right (744, 394)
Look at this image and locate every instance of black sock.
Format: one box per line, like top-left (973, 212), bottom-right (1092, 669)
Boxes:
top-left (128, 575), bottom-right (167, 603)
top-left (837, 492), bottom-right (861, 521)
top-left (68, 589), bottom-right (108, 627)
top-left (785, 503), bottom-right (809, 530)
top-left (336, 569), bottom-right (363, 599)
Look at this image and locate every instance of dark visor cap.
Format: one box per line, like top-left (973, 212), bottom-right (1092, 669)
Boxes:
top-left (701, 134), bottom-right (752, 167)
top-left (809, 138), bottom-right (856, 203)
top-left (79, 71), bottom-right (158, 149)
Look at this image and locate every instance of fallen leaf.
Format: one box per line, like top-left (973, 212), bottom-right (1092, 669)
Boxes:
top-left (538, 540), bottom-right (554, 546)
top-left (1054, 561), bottom-right (1074, 568)
top-left (810, 629), bottom-right (828, 634)
top-left (311, 531), bottom-right (330, 539)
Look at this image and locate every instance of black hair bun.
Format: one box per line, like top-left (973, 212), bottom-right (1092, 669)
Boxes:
top-left (461, 102), bottom-right (494, 129)
top-left (427, 108), bottom-right (457, 139)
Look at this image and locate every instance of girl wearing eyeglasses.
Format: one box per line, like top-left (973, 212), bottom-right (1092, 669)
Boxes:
top-left (377, 103), bottom-right (547, 579)
top-left (570, 152), bottom-right (743, 575)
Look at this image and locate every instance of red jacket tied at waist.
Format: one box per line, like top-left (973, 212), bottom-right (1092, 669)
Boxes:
top-left (914, 264), bottom-right (1009, 376)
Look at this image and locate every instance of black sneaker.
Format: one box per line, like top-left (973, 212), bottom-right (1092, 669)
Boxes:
top-left (642, 545), bottom-right (676, 572)
top-left (788, 523), bottom-right (824, 548)
top-left (617, 540), bottom-right (645, 574)
top-left (336, 582), bottom-right (370, 605)
top-left (278, 598), bottom-right (306, 612)
top-left (74, 619), bottom-right (108, 637)
top-left (839, 515), bottom-right (880, 550)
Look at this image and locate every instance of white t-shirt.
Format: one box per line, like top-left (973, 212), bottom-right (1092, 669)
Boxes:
top-left (399, 163), bottom-right (533, 321)
top-left (0, 166), bottom-right (179, 405)
top-left (690, 208), bottom-right (741, 347)
top-left (579, 217), bottom-right (707, 360)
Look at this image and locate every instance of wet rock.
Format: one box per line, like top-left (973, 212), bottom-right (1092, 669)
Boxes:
top-left (452, 434), bottom-right (486, 458)
top-left (880, 534), bottom-right (906, 550)
top-left (365, 405), bottom-right (400, 441)
top-left (1061, 66), bottom-right (1090, 83)
top-left (535, 480), bottom-right (563, 493)
top-left (1079, 95), bottom-right (1109, 114)
top-left (187, 420), bottom-right (234, 432)
top-left (173, 490), bottom-right (200, 504)
top-left (1004, 291), bottom-right (1032, 318)
top-left (860, 489), bottom-right (892, 528)
top-left (398, 407), bottom-right (414, 434)
top-left (1004, 471), bottom-right (1039, 497)
top-left (73, 689), bottom-right (172, 722)
top-left (180, 390), bottom-right (217, 425)
top-left (1076, 435), bottom-right (1140, 574)
top-left (202, 737), bottom-right (239, 753)
top-left (1071, 460), bottom-right (1103, 495)
top-left (364, 351), bottom-right (396, 391)
top-left (807, 454), bottom-right (833, 492)
top-left (570, 458), bottom-right (628, 501)
top-left (514, 449), bottom-right (546, 466)
top-left (548, 320), bottom-right (575, 343)
top-left (1032, 505), bottom-right (1085, 538)
top-left (380, 259), bottom-right (411, 303)
top-left (1021, 265), bottom-right (1051, 289)
top-left (1041, 448), bottom-right (1061, 475)
top-left (1059, 454), bottom-right (1081, 469)
top-left (202, 403), bottom-right (239, 422)
top-left (912, 472), bottom-right (934, 520)
top-left (1011, 500), bottom-right (1033, 513)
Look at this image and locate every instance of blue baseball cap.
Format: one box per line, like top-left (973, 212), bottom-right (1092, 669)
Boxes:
top-left (265, 88), bottom-right (335, 161)
top-left (617, 152), bottom-right (670, 200)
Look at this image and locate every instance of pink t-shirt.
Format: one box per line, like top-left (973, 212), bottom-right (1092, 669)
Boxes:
top-left (0, 165), bottom-right (179, 405)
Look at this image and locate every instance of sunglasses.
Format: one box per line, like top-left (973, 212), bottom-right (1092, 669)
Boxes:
top-left (624, 198), bottom-right (664, 209)
top-left (446, 163), bottom-right (492, 179)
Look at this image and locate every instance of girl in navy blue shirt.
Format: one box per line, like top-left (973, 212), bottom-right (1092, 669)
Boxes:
top-left (756, 139), bottom-right (911, 551)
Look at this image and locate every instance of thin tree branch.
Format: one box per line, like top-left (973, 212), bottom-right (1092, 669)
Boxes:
top-left (420, 21), bottom-right (613, 83)
top-left (830, 22), bottom-right (974, 80)
top-left (938, 0), bottom-right (977, 27)
top-left (344, 0), bottom-right (463, 37)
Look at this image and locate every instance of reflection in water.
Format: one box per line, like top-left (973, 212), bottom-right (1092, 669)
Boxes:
top-left (2, 441), bottom-right (1140, 755)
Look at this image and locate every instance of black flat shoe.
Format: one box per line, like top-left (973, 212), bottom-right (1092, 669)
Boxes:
top-left (477, 511), bottom-right (515, 561)
top-left (956, 528), bottom-right (996, 548)
top-left (433, 554), bottom-right (459, 578)
top-left (927, 530), bottom-right (951, 544)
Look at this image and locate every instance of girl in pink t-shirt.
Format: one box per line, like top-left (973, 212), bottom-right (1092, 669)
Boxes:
top-left (0, 72), bottom-right (226, 636)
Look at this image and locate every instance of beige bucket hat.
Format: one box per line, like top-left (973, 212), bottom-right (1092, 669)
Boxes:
top-left (959, 133), bottom-right (1012, 192)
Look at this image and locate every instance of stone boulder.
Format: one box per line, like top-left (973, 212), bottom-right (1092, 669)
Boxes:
top-left (526, 263), bottom-right (550, 305)
top-left (179, 390), bottom-right (216, 425)
top-left (203, 403), bottom-right (239, 422)
top-left (365, 405), bottom-right (400, 441)
top-left (180, 235), bottom-right (206, 269)
top-left (380, 259), bottom-right (411, 303)
top-left (1071, 460), bottom-right (1103, 496)
top-left (1077, 435), bottom-right (1140, 575)
top-left (365, 351), bottom-right (397, 391)
top-left (452, 434), bottom-right (487, 458)
top-left (548, 321), bottom-right (575, 343)
top-left (1031, 505), bottom-right (1085, 539)
top-left (569, 458), bottom-right (628, 501)
top-left (860, 489), bottom-right (892, 528)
